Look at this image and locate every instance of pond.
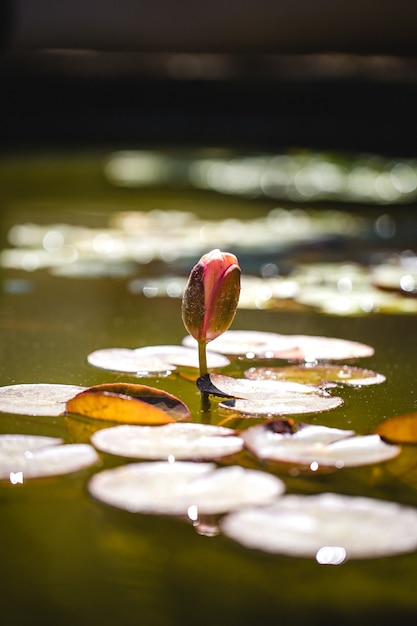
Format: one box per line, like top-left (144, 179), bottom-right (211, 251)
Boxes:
top-left (1, 149), bottom-right (417, 626)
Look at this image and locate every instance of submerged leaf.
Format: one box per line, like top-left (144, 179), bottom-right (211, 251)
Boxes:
top-left (245, 364), bottom-right (386, 388)
top-left (0, 383), bottom-right (87, 417)
top-left (375, 411), bottom-right (417, 444)
top-left (221, 493), bottom-right (417, 560)
top-left (87, 345), bottom-right (230, 376)
top-left (183, 330), bottom-right (374, 361)
top-left (0, 433), bottom-right (99, 481)
top-left (91, 423), bottom-right (244, 460)
top-left (242, 420), bottom-right (400, 468)
top-left (88, 461), bottom-right (285, 516)
top-left (66, 383), bottom-right (191, 425)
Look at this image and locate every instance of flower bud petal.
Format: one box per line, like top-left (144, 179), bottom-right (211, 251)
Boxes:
top-left (182, 249), bottom-right (241, 344)
top-left (204, 264), bottom-right (241, 342)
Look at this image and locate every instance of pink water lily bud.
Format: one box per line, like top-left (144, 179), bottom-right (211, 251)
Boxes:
top-left (182, 249), bottom-right (241, 344)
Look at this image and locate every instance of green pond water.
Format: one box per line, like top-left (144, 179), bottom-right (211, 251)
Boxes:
top-left (1, 152), bottom-right (417, 625)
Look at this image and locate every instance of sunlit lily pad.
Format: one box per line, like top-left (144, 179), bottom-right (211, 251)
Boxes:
top-left (242, 420), bottom-right (400, 468)
top-left (0, 433), bottom-right (99, 481)
top-left (66, 383), bottom-right (191, 424)
top-left (199, 374), bottom-right (343, 416)
top-left (221, 493), bottom-right (417, 560)
top-left (183, 330), bottom-right (295, 357)
top-left (91, 423), bottom-right (244, 460)
top-left (245, 364), bottom-right (386, 388)
top-left (372, 263), bottom-right (417, 296)
top-left (87, 345), bottom-right (229, 376)
top-left (375, 411), bottom-right (417, 444)
top-left (183, 330), bottom-right (374, 361)
top-left (294, 284), bottom-right (417, 315)
top-left (0, 383), bottom-right (87, 416)
top-left (88, 461), bottom-right (285, 515)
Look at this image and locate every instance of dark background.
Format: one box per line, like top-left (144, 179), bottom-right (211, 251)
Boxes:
top-left (2, 1), bottom-right (417, 155)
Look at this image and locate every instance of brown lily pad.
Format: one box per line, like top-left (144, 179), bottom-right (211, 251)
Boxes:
top-left (66, 382), bottom-right (191, 425)
top-left (375, 411), bottom-right (417, 444)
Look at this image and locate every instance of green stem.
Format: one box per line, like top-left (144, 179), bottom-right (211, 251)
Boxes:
top-left (198, 340), bottom-right (208, 377)
top-left (198, 340), bottom-right (211, 414)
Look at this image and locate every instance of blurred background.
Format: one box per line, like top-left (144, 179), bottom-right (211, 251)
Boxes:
top-left (2, 0), bottom-right (417, 154)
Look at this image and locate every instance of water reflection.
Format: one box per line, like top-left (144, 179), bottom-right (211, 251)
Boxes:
top-left (105, 150), bottom-right (417, 205)
top-left (316, 546), bottom-right (347, 565)
top-left (9, 471), bottom-right (24, 485)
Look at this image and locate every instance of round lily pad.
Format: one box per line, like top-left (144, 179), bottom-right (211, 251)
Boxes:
top-left (183, 330), bottom-right (297, 357)
top-left (66, 382), bottom-right (191, 425)
top-left (91, 423), bottom-right (244, 460)
top-left (87, 345), bottom-right (229, 376)
top-left (88, 461), bottom-right (285, 516)
top-left (200, 374), bottom-right (344, 416)
top-left (0, 383), bottom-right (87, 416)
top-left (183, 330), bottom-right (374, 361)
top-left (0, 433), bottom-right (99, 481)
top-left (242, 421), bottom-right (400, 468)
top-left (372, 263), bottom-right (417, 295)
top-left (219, 397), bottom-right (344, 417)
top-left (375, 411), bottom-right (417, 444)
top-left (0, 434), bottom-right (63, 454)
top-left (245, 364), bottom-right (386, 388)
top-left (221, 493), bottom-right (417, 560)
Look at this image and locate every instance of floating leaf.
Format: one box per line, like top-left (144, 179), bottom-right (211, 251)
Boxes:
top-left (87, 345), bottom-right (230, 376)
top-left (88, 461), bottom-right (285, 516)
top-left (183, 330), bottom-right (374, 361)
top-left (293, 284), bottom-right (417, 315)
top-left (66, 383), bottom-right (191, 425)
top-left (242, 420), bottom-right (400, 468)
top-left (375, 411), bottom-right (417, 444)
top-left (245, 364), bottom-right (386, 388)
top-left (221, 493), bottom-right (417, 560)
top-left (0, 433), bottom-right (99, 481)
top-left (203, 373), bottom-right (323, 398)
top-left (219, 397), bottom-right (344, 417)
top-left (372, 263), bottom-right (417, 296)
top-left (183, 330), bottom-right (296, 357)
top-left (0, 434), bottom-right (63, 454)
top-left (0, 383), bottom-right (87, 417)
top-left (199, 374), bottom-right (343, 417)
top-left (91, 423), bottom-right (244, 460)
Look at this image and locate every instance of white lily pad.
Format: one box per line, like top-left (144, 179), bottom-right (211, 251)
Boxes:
top-left (91, 423), bottom-right (244, 460)
top-left (242, 421), bottom-right (400, 468)
top-left (183, 330), bottom-right (297, 357)
top-left (0, 433), bottom-right (100, 481)
top-left (87, 345), bottom-right (229, 376)
top-left (221, 493), bottom-right (417, 560)
top-left (245, 364), bottom-right (386, 388)
top-left (294, 284), bottom-right (417, 316)
top-left (183, 330), bottom-right (374, 361)
top-left (88, 461), bottom-right (285, 516)
top-left (220, 396), bottom-right (344, 416)
top-left (0, 434), bottom-right (63, 454)
top-left (202, 374), bottom-right (344, 416)
top-left (0, 383), bottom-right (87, 416)
top-left (372, 263), bottom-right (417, 295)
